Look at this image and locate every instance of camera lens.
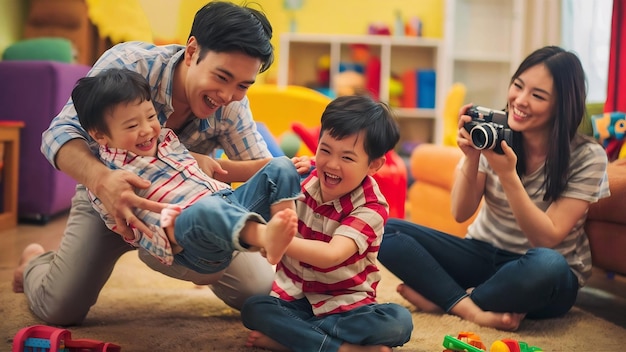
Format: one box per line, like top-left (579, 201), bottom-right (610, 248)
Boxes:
top-left (470, 125), bottom-right (496, 150)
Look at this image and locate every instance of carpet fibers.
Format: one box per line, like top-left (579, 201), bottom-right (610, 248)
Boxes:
top-left (2, 252), bottom-right (625, 351)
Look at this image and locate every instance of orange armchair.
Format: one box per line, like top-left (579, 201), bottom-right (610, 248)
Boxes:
top-left (407, 143), bottom-right (478, 237)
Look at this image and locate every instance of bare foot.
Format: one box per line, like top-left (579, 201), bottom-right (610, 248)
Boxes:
top-left (161, 205), bottom-right (183, 254)
top-left (245, 330), bottom-right (290, 351)
top-left (472, 311), bottom-right (525, 331)
top-left (12, 243), bottom-right (45, 293)
top-left (245, 330), bottom-right (392, 352)
top-left (338, 344), bottom-right (393, 352)
top-left (160, 204), bottom-right (182, 233)
top-left (397, 283), bottom-right (442, 313)
top-left (263, 208), bottom-right (297, 265)
top-left (451, 296), bottom-right (525, 331)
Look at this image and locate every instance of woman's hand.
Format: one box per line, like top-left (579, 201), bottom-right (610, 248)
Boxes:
top-left (483, 141), bottom-right (517, 179)
top-left (457, 103), bottom-right (482, 159)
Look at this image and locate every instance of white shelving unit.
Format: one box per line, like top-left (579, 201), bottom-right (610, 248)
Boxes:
top-left (277, 33), bottom-right (445, 146)
top-left (443, 0), bottom-right (525, 110)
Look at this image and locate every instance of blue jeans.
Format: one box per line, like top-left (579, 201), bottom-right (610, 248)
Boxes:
top-left (241, 296), bottom-right (413, 352)
top-left (173, 157), bottom-right (302, 274)
top-left (378, 219), bottom-right (579, 319)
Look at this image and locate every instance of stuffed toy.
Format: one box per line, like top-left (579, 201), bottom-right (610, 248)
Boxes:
top-left (591, 112), bottom-right (626, 160)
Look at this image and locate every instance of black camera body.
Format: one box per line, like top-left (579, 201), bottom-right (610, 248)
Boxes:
top-left (463, 106), bottom-right (513, 154)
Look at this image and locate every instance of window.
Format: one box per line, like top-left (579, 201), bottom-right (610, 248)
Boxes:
top-left (561, 0), bottom-right (613, 103)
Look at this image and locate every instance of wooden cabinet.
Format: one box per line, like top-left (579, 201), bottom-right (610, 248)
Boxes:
top-left (0, 121), bottom-right (24, 231)
top-left (277, 33), bottom-right (445, 146)
top-left (443, 0), bottom-right (525, 110)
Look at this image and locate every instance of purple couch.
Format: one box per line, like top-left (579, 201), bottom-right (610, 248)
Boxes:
top-left (0, 61), bottom-right (91, 222)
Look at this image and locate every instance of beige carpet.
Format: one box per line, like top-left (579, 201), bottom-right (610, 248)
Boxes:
top-left (2, 252), bottom-right (626, 352)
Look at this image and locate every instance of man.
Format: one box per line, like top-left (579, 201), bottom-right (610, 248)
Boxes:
top-left (13, 1), bottom-right (276, 326)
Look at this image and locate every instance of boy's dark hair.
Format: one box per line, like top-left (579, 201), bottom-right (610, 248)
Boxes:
top-left (319, 95), bottom-right (400, 161)
top-left (190, 1), bottom-right (274, 73)
top-left (72, 68), bottom-right (152, 135)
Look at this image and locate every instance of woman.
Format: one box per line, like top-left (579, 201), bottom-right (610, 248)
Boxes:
top-left (378, 46), bottom-right (610, 331)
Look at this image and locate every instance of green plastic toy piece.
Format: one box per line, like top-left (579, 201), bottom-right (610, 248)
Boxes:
top-left (442, 335), bottom-right (486, 352)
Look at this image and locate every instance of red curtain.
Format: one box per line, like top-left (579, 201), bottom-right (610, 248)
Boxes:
top-left (604, 0), bottom-right (625, 159)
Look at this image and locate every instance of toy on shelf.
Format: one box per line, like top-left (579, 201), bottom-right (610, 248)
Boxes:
top-left (316, 54), bottom-right (331, 89)
top-left (350, 44), bottom-right (381, 100)
top-left (442, 332), bottom-right (543, 352)
top-left (334, 70), bottom-right (365, 97)
top-left (12, 325), bottom-right (121, 352)
top-left (388, 75), bottom-right (403, 107)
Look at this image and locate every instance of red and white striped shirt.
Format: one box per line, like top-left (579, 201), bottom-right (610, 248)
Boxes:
top-left (272, 169), bottom-right (389, 316)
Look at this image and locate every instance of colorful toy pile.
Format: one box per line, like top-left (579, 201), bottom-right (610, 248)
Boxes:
top-left (443, 331), bottom-right (543, 352)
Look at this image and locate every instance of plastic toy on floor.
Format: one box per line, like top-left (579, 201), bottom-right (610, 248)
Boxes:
top-left (13, 325), bottom-right (121, 352)
top-left (443, 332), bottom-right (543, 352)
top-left (490, 338), bottom-right (543, 352)
top-left (443, 332), bottom-right (486, 352)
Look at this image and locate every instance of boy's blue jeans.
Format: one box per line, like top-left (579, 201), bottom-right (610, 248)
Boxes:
top-left (378, 218), bottom-right (580, 319)
top-left (172, 157), bottom-right (302, 274)
top-left (241, 296), bottom-right (413, 352)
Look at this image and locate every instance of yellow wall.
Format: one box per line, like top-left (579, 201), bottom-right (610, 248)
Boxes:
top-left (0, 0), bottom-right (27, 56)
top-left (138, 0), bottom-right (180, 41)
top-left (163, 0), bottom-right (444, 82)
top-left (144, 0), bottom-right (444, 42)
top-left (2, 0), bottom-right (444, 75)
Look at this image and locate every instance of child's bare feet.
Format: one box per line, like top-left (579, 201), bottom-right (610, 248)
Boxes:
top-left (472, 311), bottom-right (525, 331)
top-left (245, 330), bottom-right (393, 352)
top-left (263, 208), bottom-right (297, 265)
top-left (12, 243), bottom-right (45, 293)
top-left (451, 296), bottom-right (525, 331)
top-left (161, 205), bottom-right (183, 253)
top-left (338, 344), bottom-right (393, 352)
top-left (397, 283), bottom-right (442, 313)
top-left (245, 330), bottom-right (290, 351)
top-left (160, 204), bottom-right (182, 229)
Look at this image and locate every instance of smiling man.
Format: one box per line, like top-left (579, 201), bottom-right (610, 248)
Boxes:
top-left (13, 1), bottom-right (279, 327)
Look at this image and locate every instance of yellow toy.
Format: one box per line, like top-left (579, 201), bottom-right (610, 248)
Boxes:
top-left (246, 84), bottom-right (331, 157)
top-left (442, 83), bottom-right (467, 147)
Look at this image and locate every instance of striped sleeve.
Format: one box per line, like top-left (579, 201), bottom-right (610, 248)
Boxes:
top-left (562, 141), bottom-right (610, 202)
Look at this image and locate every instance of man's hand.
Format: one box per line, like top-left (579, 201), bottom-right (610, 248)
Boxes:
top-left (94, 170), bottom-right (168, 240)
top-left (190, 151), bottom-right (228, 178)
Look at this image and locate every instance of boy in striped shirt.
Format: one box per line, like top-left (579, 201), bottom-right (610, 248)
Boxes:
top-left (241, 95), bottom-right (413, 352)
top-left (72, 68), bottom-right (303, 274)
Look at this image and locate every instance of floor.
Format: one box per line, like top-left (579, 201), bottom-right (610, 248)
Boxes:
top-left (2, 212), bottom-right (626, 329)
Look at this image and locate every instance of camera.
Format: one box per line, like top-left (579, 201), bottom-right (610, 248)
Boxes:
top-left (463, 106), bottom-right (513, 154)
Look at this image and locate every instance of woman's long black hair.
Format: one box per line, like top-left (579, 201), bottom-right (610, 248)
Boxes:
top-left (507, 46), bottom-right (587, 202)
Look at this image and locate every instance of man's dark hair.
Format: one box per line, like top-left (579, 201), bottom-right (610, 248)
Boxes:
top-left (72, 68), bottom-right (152, 135)
top-left (189, 1), bottom-right (274, 73)
top-left (319, 95), bottom-right (400, 161)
